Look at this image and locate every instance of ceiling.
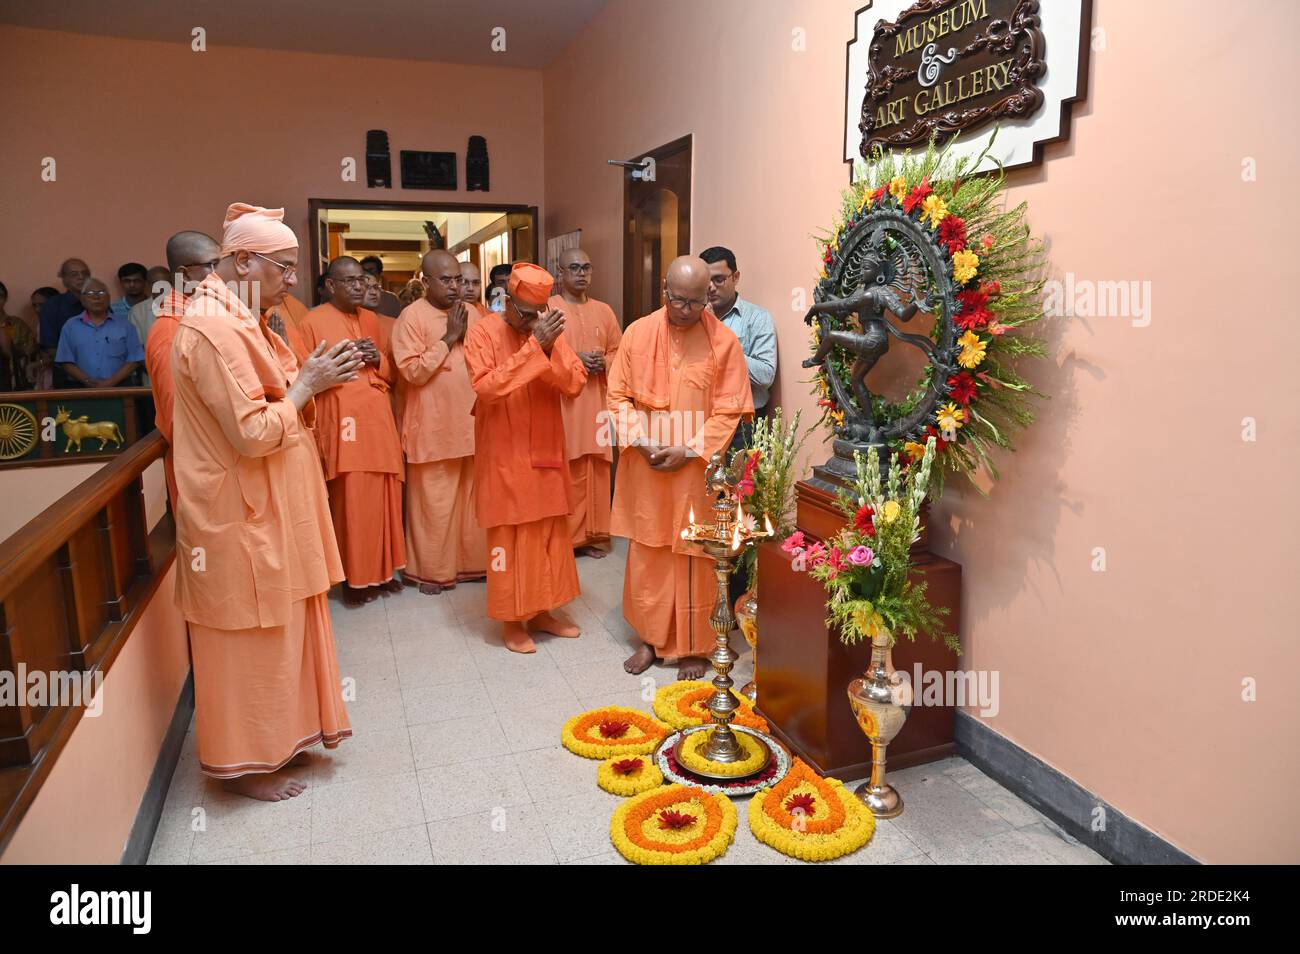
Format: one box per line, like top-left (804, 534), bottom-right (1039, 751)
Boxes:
top-left (0, 0), bottom-right (607, 69)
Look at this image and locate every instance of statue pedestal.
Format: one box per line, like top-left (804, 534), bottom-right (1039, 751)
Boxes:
top-left (754, 480), bottom-right (961, 779)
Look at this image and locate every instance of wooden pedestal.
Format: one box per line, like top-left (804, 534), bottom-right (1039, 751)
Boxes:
top-left (754, 480), bottom-right (962, 779)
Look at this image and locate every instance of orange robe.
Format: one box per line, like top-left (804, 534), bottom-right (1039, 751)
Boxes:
top-left (392, 298), bottom-right (486, 587)
top-left (300, 303), bottom-right (406, 588)
top-left (548, 294), bottom-right (622, 550)
top-left (607, 307), bottom-right (753, 658)
top-left (172, 273), bottom-right (350, 778)
top-left (463, 313), bottom-right (587, 621)
top-left (144, 290), bottom-right (188, 506)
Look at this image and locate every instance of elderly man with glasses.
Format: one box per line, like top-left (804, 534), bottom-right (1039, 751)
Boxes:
top-left (54, 276), bottom-right (145, 390)
top-left (607, 256), bottom-right (754, 679)
top-left (300, 256), bottom-right (406, 605)
top-left (547, 247), bottom-right (623, 560)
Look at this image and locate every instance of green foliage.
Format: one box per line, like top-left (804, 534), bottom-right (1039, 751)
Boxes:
top-left (728, 408), bottom-right (811, 592)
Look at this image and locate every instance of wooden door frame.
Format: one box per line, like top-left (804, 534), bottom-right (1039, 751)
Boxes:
top-left (621, 134), bottom-right (692, 325)
top-left (306, 198), bottom-right (538, 296)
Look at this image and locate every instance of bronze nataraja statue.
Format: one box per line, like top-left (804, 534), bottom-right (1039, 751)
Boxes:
top-left (802, 229), bottom-right (945, 445)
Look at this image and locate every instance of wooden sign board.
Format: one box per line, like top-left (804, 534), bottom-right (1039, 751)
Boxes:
top-left (845, 0), bottom-right (1092, 176)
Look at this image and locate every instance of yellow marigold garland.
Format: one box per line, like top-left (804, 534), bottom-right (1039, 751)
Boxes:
top-left (561, 706), bottom-right (670, 759)
top-left (747, 759), bottom-right (876, 862)
top-left (653, 680), bottom-right (770, 732)
top-left (677, 730), bottom-right (768, 778)
top-left (610, 785), bottom-right (737, 865)
top-left (597, 755), bottom-right (665, 797)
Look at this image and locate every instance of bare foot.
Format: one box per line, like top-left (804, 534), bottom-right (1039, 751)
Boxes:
top-left (503, 622), bottom-right (536, 654)
top-left (382, 578), bottom-right (404, 593)
top-left (575, 545), bottom-right (608, 560)
top-left (528, 610), bottom-right (581, 638)
top-left (418, 582), bottom-right (443, 596)
top-left (222, 773), bottom-right (306, 802)
top-left (678, 657), bottom-right (709, 680)
top-left (624, 643), bottom-right (656, 675)
top-left (342, 584), bottom-right (370, 607)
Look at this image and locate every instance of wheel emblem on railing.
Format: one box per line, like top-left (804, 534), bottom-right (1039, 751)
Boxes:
top-left (0, 404), bottom-right (39, 460)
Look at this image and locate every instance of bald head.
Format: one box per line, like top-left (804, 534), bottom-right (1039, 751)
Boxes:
top-left (664, 256), bottom-right (710, 326)
top-left (458, 262), bottom-right (482, 305)
top-left (165, 231), bottom-right (221, 272)
top-left (558, 247), bottom-right (592, 300)
top-left (421, 250), bottom-right (462, 308)
top-left (325, 256), bottom-right (365, 311)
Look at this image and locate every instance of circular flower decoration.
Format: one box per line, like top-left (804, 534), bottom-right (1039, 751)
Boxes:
top-left (677, 729), bottom-right (768, 778)
top-left (653, 680), bottom-right (770, 733)
top-left (597, 755), bottom-right (665, 797)
top-left (610, 785), bottom-right (737, 865)
top-left (562, 706), bottom-right (670, 759)
top-left (748, 759), bottom-right (876, 862)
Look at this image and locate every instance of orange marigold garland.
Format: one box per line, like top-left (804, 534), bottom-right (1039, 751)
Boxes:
top-left (653, 680), bottom-right (770, 732)
top-left (562, 706), bottom-right (670, 759)
top-left (748, 759), bottom-right (875, 862)
top-left (597, 755), bottom-right (665, 796)
top-left (610, 784), bottom-right (737, 865)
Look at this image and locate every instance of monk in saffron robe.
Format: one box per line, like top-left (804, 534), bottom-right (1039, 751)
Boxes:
top-left (548, 248), bottom-right (622, 558)
top-left (173, 202), bottom-right (363, 800)
top-left (301, 256), bottom-right (407, 605)
top-left (608, 256), bottom-right (753, 678)
top-left (463, 262), bottom-right (588, 653)
top-left (146, 230), bottom-right (221, 506)
top-left (459, 262), bottom-right (487, 320)
top-left (392, 250), bottom-right (486, 594)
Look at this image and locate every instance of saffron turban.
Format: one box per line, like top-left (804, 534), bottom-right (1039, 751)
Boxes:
top-left (508, 263), bottom-right (554, 307)
top-left (220, 203), bottom-right (299, 257)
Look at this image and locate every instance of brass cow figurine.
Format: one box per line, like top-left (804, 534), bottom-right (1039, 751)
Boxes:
top-left (53, 407), bottom-right (124, 453)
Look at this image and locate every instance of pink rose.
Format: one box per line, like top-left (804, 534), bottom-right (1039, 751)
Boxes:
top-left (847, 545), bottom-right (874, 566)
top-left (781, 531), bottom-right (805, 554)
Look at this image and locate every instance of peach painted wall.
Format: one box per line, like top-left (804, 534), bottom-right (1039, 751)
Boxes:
top-left (1, 560), bottom-right (188, 864)
top-left (544, 0), bottom-right (1300, 862)
top-left (0, 25), bottom-right (544, 310)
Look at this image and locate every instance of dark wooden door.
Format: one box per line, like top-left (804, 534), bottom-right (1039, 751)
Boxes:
top-left (622, 135), bottom-right (692, 326)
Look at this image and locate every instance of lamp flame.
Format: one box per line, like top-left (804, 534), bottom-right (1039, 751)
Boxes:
top-left (763, 513), bottom-right (774, 536)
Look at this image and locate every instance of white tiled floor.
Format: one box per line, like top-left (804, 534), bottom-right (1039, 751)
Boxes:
top-left (146, 539), bottom-right (1107, 865)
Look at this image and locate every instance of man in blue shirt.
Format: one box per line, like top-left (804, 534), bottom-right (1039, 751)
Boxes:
top-left (54, 278), bottom-right (144, 388)
top-left (700, 246), bottom-right (777, 448)
top-left (39, 257), bottom-right (94, 389)
top-left (111, 262), bottom-right (149, 321)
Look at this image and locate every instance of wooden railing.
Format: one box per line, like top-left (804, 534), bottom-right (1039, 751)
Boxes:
top-left (0, 387), bottom-right (154, 469)
top-left (0, 432), bottom-right (173, 851)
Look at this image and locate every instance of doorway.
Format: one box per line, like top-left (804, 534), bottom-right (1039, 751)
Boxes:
top-left (622, 135), bottom-right (692, 325)
top-left (306, 199), bottom-right (538, 307)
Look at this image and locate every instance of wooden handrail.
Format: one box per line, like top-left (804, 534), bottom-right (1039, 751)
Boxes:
top-left (0, 433), bottom-right (164, 603)
top-left (0, 428), bottom-right (175, 853)
top-left (0, 387), bottom-right (152, 402)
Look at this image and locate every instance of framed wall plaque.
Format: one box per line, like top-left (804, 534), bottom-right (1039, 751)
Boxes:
top-left (844, 0), bottom-right (1092, 176)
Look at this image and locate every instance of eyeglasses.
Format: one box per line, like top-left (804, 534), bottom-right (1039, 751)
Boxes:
top-left (252, 252), bottom-right (298, 279)
top-left (182, 260), bottom-right (219, 275)
top-left (709, 273), bottom-right (734, 286)
top-left (565, 264), bottom-right (594, 275)
top-left (665, 291), bottom-right (707, 309)
top-left (80, 288), bottom-right (109, 297)
top-left (430, 275), bottom-right (462, 286)
top-left (331, 275), bottom-right (367, 287)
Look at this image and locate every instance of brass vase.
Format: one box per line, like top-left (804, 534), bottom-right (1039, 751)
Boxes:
top-left (734, 589), bottom-right (759, 703)
top-left (846, 630), bottom-right (910, 818)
